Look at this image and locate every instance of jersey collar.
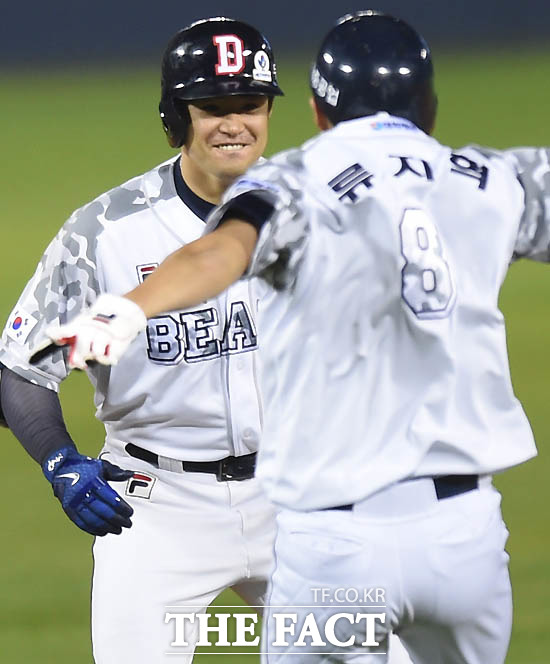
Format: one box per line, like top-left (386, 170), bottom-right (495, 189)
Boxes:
top-left (173, 157), bottom-right (215, 222)
top-left (340, 112), bottom-right (421, 136)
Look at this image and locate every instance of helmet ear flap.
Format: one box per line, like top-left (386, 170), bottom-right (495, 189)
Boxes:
top-left (159, 95), bottom-right (190, 148)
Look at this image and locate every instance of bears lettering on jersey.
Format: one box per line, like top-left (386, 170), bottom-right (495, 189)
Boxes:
top-left (221, 301), bottom-right (258, 353)
top-left (146, 300), bottom-right (257, 365)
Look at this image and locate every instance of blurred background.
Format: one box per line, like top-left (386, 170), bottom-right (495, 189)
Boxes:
top-left (1, 1), bottom-right (549, 662)
top-left (2, 0), bottom-right (550, 64)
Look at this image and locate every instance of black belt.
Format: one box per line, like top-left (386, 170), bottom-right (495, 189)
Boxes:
top-left (328, 475), bottom-right (479, 511)
top-left (125, 443), bottom-right (256, 481)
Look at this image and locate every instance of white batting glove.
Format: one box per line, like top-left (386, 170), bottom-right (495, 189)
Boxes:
top-left (39, 294), bottom-right (147, 369)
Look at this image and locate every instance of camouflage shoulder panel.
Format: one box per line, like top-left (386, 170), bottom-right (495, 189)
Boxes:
top-left (461, 143), bottom-right (506, 161)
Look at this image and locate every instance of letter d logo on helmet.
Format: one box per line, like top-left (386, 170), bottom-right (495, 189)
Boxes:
top-left (159, 17), bottom-right (284, 148)
top-left (213, 35), bottom-right (245, 74)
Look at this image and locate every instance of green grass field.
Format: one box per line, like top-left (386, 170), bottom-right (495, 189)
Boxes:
top-left (0, 50), bottom-right (549, 662)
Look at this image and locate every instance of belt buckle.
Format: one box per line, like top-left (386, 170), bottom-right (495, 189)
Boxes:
top-left (216, 456), bottom-right (254, 482)
top-left (216, 457), bottom-right (231, 481)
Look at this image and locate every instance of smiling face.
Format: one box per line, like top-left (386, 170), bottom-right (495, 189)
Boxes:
top-left (180, 95), bottom-right (271, 204)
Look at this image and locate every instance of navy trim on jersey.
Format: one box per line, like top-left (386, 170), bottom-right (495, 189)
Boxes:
top-left (173, 158), bottom-right (215, 221)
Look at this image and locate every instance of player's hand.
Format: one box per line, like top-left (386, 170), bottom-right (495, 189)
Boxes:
top-left (32, 294), bottom-right (147, 369)
top-left (42, 446), bottom-right (135, 536)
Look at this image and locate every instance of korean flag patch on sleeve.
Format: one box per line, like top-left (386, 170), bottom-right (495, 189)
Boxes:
top-left (6, 307), bottom-right (38, 345)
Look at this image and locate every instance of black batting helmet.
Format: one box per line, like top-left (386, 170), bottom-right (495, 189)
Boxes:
top-left (160, 17), bottom-right (284, 148)
top-left (311, 11), bottom-right (436, 132)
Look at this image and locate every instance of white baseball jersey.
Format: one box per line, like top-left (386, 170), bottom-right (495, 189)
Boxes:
top-left (209, 112), bottom-right (544, 511)
top-left (0, 156), bottom-right (263, 461)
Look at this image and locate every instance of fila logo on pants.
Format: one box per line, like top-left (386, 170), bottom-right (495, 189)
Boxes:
top-left (213, 35), bottom-right (245, 74)
top-left (126, 473), bottom-right (156, 499)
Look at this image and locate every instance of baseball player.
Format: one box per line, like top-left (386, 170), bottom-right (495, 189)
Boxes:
top-left (0, 17), bottom-right (283, 664)
top-left (40, 10), bottom-right (550, 663)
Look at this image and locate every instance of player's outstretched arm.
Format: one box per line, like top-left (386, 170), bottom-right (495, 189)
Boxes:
top-left (126, 219), bottom-right (258, 317)
top-left (0, 368), bottom-right (134, 536)
top-left (33, 220), bottom-right (258, 369)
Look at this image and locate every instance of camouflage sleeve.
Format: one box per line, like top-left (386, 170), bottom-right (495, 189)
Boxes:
top-left (0, 203), bottom-right (103, 390)
top-left (501, 147), bottom-right (550, 262)
top-left (206, 149), bottom-right (310, 291)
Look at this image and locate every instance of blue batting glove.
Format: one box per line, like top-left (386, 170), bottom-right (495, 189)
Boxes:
top-left (43, 446), bottom-right (134, 536)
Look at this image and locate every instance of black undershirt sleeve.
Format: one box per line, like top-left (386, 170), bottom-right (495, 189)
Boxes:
top-left (218, 191), bottom-right (276, 231)
top-left (0, 369), bottom-right (6, 428)
top-left (0, 366), bottom-right (76, 466)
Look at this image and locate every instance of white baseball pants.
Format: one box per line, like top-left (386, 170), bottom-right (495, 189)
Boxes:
top-left (262, 478), bottom-right (511, 663)
top-left (91, 440), bottom-right (276, 663)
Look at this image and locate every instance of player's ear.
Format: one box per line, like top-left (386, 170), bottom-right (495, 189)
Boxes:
top-left (309, 97), bottom-right (332, 132)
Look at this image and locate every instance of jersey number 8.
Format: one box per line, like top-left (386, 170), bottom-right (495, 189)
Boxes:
top-left (399, 208), bottom-right (455, 319)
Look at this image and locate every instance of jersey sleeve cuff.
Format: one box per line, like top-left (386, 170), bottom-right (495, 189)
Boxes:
top-left (0, 347), bottom-right (62, 392)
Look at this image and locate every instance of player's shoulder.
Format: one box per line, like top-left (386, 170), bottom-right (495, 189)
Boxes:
top-left (251, 146), bottom-right (306, 174)
top-left (64, 155), bottom-right (178, 239)
top-left (231, 148), bottom-right (307, 202)
top-left (246, 127), bottom-right (361, 182)
top-left (455, 143), bottom-right (550, 193)
top-left (451, 143), bottom-right (506, 164)
top-left (483, 144), bottom-right (550, 180)
top-left (454, 143), bottom-right (534, 172)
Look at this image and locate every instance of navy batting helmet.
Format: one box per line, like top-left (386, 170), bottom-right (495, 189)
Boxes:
top-left (311, 11), bottom-right (436, 132)
top-left (160, 17), bottom-right (284, 148)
